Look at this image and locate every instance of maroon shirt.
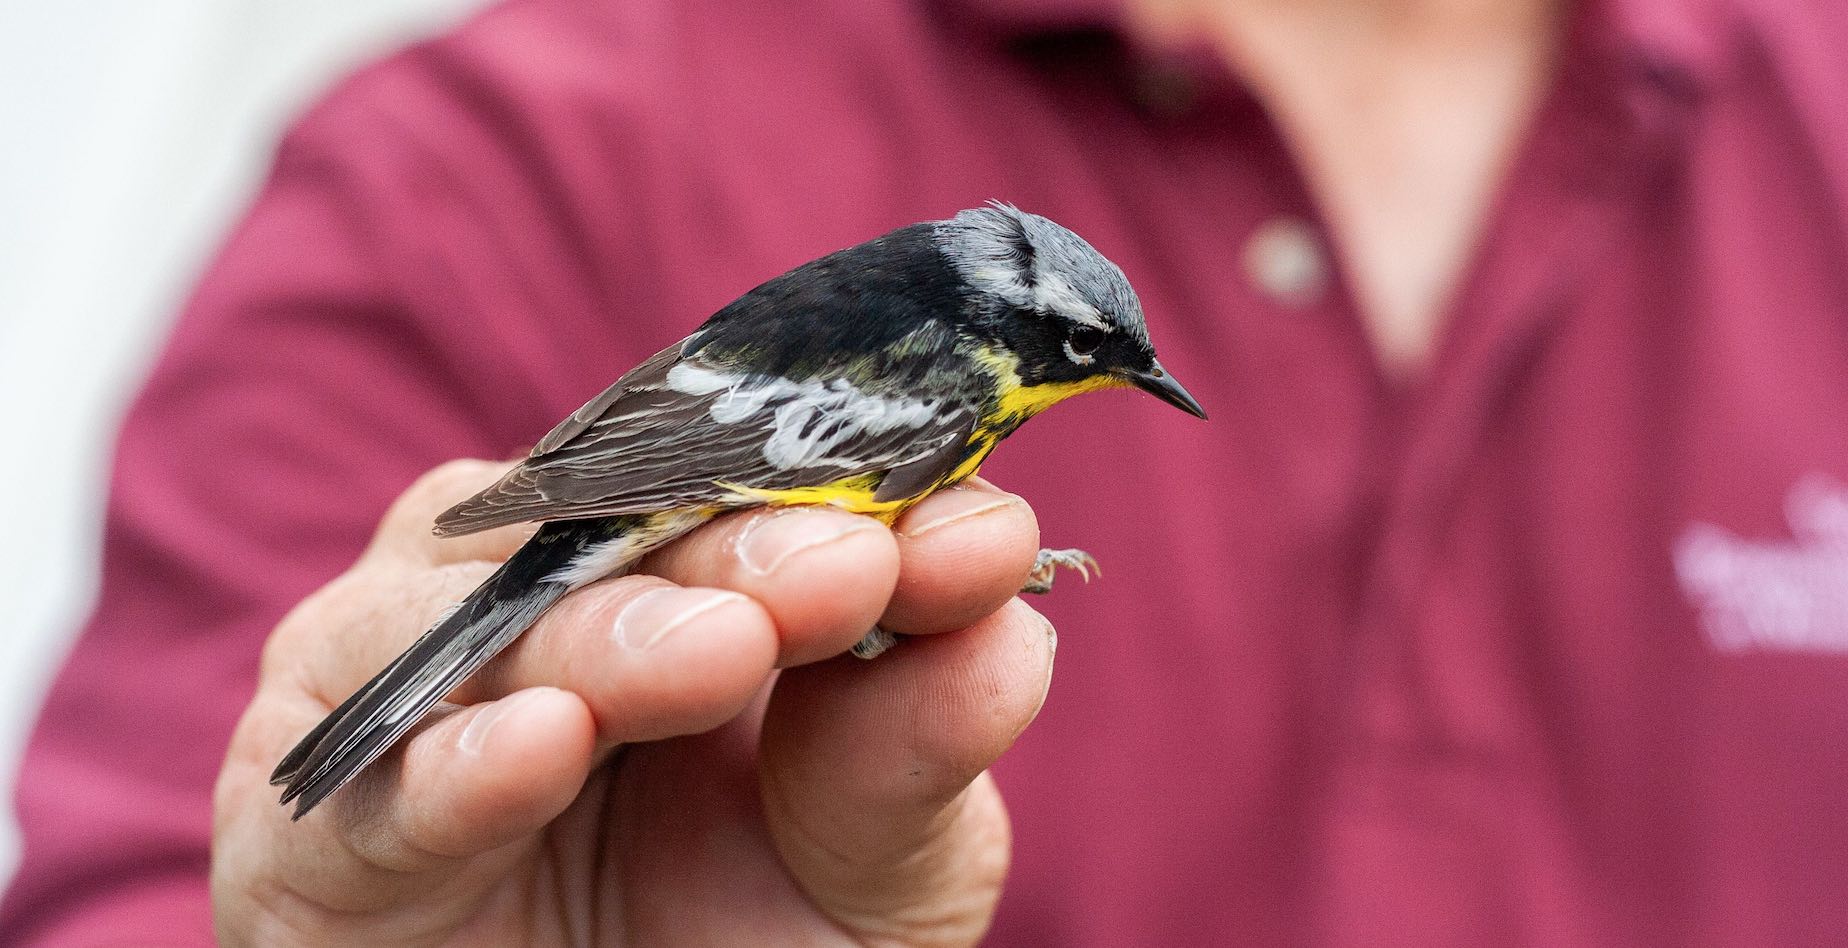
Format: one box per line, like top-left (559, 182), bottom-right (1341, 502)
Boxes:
top-left (8, 0), bottom-right (1848, 943)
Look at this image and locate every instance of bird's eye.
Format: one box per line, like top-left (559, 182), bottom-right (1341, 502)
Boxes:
top-left (1067, 326), bottom-right (1106, 357)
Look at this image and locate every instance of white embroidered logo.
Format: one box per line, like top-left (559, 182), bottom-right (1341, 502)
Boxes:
top-left (1674, 474), bottom-right (1848, 653)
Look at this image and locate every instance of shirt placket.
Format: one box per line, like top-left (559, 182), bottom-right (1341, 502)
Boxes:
top-left (1305, 48), bottom-right (1701, 944)
top-left (1354, 54), bottom-right (1696, 764)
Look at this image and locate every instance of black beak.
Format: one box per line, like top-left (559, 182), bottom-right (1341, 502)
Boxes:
top-left (1122, 360), bottom-right (1207, 419)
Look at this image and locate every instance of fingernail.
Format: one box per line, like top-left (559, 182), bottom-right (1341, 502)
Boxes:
top-left (459, 689), bottom-right (545, 756)
top-left (736, 509), bottom-right (881, 576)
top-left (899, 489), bottom-right (1023, 538)
top-left (611, 587), bottom-right (746, 651)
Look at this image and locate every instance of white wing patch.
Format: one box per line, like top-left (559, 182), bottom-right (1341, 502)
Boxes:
top-left (667, 363), bottom-right (940, 470)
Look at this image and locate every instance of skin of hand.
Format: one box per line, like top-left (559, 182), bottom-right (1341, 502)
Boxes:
top-left (211, 459), bottom-right (1054, 946)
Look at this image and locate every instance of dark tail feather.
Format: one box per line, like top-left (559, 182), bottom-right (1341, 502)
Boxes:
top-left (272, 521), bottom-right (612, 819)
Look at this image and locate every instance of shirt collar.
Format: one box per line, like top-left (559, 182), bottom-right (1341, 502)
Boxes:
top-left (935, 0), bottom-right (1726, 102)
top-left (1573, 0), bottom-right (1725, 104)
top-left (933, 0), bottom-right (1121, 39)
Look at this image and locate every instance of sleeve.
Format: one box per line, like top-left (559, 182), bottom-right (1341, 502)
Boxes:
top-left (0, 68), bottom-right (535, 945)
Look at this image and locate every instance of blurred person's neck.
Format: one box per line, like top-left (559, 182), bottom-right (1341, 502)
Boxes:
top-left (1129, 0), bottom-right (1564, 381)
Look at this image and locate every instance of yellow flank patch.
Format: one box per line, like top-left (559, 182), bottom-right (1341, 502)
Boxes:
top-left (942, 436), bottom-right (998, 487)
top-left (717, 475), bottom-right (914, 524)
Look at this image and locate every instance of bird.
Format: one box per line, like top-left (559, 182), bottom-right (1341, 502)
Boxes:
top-left (271, 202), bottom-right (1207, 818)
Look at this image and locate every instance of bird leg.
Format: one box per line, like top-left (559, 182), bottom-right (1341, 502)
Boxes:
top-left (851, 625), bottom-right (899, 660)
top-left (1022, 547), bottom-right (1099, 595)
top-left (851, 548), bottom-right (1098, 660)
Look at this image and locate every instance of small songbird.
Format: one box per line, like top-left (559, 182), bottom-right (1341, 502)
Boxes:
top-left (272, 203), bottom-right (1206, 817)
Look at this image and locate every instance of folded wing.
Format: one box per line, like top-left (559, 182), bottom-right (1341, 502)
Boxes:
top-left (435, 336), bottom-right (980, 536)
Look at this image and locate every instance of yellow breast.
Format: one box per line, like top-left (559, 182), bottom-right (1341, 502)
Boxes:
top-left (719, 345), bottom-right (1120, 520)
top-left (719, 473), bottom-right (915, 524)
top-left (717, 436), bottom-right (1003, 524)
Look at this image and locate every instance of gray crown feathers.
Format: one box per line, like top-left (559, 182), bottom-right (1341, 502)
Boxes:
top-left (931, 202), bottom-right (1150, 344)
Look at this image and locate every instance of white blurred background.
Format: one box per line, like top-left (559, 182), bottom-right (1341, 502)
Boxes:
top-left (0, 0), bottom-right (486, 886)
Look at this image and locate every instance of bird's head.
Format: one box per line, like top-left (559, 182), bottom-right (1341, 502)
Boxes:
top-left (932, 202), bottom-right (1206, 418)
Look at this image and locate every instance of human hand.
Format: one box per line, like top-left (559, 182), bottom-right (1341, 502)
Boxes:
top-left (212, 459), bottom-right (1055, 946)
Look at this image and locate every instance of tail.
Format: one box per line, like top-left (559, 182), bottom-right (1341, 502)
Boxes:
top-left (271, 520), bottom-right (622, 819)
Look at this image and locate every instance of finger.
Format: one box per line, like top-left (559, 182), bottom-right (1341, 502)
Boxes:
top-left (290, 540), bottom-right (781, 749)
top-left (457, 575), bottom-right (781, 745)
top-left (334, 687), bottom-right (595, 867)
top-left (640, 508), bottom-right (901, 666)
top-left (758, 598), bottom-right (1055, 938)
top-left (368, 459), bottom-right (537, 566)
top-left (884, 478), bottom-right (1040, 636)
top-left (248, 686), bottom-right (597, 916)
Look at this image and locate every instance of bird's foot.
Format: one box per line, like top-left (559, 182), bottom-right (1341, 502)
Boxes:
top-left (854, 549), bottom-right (1098, 657)
top-left (1022, 547), bottom-right (1100, 595)
top-left (851, 625), bottom-right (899, 659)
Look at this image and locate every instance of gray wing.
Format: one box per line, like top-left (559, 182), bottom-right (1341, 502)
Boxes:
top-left (435, 339), bottom-right (980, 536)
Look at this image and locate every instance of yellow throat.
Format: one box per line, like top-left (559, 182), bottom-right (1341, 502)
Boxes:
top-left (719, 344), bottom-right (1122, 522)
top-left (973, 344), bottom-right (1126, 429)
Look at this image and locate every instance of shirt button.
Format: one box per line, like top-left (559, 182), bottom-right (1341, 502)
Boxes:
top-left (1242, 216), bottom-right (1327, 307)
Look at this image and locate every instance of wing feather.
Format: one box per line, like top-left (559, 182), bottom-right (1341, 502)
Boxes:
top-left (435, 337), bottom-right (980, 536)
top-left (531, 339), bottom-right (690, 455)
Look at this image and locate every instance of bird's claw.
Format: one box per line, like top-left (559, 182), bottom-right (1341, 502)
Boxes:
top-left (851, 625), bottom-right (898, 659)
top-left (1022, 547), bottom-right (1100, 595)
top-left (854, 549), bottom-right (1098, 658)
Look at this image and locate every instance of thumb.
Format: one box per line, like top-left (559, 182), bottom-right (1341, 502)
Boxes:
top-left (757, 598), bottom-right (1055, 945)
